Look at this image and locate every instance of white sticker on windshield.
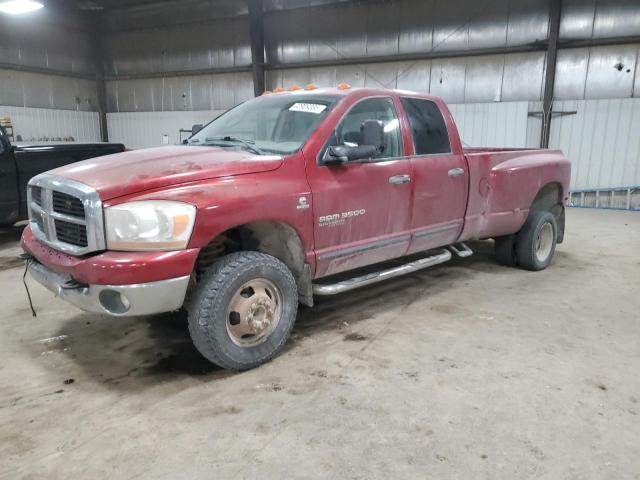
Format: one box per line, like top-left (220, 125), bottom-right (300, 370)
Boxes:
top-left (289, 103), bottom-right (327, 114)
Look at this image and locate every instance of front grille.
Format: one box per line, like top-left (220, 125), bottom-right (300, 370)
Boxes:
top-left (33, 211), bottom-right (45, 232)
top-left (54, 220), bottom-right (88, 247)
top-left (27, 174), bottom-right (105, 256)
top-left (31, 186), bottom-right (43, 207)
top-left (52, 191), bottom-right (85, 218)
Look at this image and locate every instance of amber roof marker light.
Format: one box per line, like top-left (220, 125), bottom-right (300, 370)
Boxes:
top-left (337, 82), bottom-right (352, 90)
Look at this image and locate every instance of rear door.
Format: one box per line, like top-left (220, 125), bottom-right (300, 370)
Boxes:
top-left (306, 96), bottom-right (413, 278)
top-left (400, 97), bottom-right (468, 253)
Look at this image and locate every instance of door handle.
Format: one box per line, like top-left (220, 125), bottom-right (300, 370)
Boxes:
top-left (389, 174), bottom-right (411, 185)
top-left (448, 167), bottom-right (465, 177)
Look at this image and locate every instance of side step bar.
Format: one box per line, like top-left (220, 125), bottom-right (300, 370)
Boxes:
top-left (449, 242), bottom-right (473, 258)
top-left (312, 249), bottom-right (452, 296)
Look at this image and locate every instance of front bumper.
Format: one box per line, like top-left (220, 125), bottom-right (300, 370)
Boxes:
top-left (27, 259), bottom-right (190, 317)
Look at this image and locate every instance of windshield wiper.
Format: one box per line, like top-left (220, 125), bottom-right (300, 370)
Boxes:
top-left (204, 136), bottom-right (264, 155)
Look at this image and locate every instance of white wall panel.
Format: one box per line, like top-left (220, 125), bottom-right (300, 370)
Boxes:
top-left (107, 110), bottom-right (224, 150)
top-left (548, 98), bottom-right (640, 190)
top-left (525, 101), bottom-right (543, 148)
top-left (448, 102), bottom-right (529, 148)
top-left (0, 106), bottom-right (100, 143)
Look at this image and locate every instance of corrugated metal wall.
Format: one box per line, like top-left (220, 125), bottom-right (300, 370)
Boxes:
top-left (0, 9), bottom-right (93, 76)
top-left (93, 0), bottom-right (640, 193)
top-left (0, 70), bottom-right (98, 111)
top-left (100, 0), bottom-right (640, 107)
top-left (549, 98), bottom-right (640, 190)
top-left (0, 8), bottom-right (100, 143)
top-left (102, 16), bottom-right (251, 78)
top-left (105, 72), bottom-right (254, 112)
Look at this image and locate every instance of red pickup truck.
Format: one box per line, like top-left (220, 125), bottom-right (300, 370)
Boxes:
top-left (21, 86), bottom-right (570, 370)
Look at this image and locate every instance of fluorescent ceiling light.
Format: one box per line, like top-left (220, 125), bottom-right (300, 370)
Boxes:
top-left (0, 0), bottom-right (44, 15)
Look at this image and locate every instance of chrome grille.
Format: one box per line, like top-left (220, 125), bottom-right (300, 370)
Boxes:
top-left (31, 186), bottom-right (43, 207)
top-left (54, 219), bottom-right (88, 247)
top-left (27, 173), bottom-right (105, 256)
top-left (52, 191), bottom-right (85, 219)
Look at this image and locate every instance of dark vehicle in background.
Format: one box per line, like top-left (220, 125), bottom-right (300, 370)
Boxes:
top-left (0, 126), bottom-right (125, 227)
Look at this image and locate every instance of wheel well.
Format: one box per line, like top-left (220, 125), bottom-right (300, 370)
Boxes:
top-left (530, 182), bottom-right (565, 243)
top-left (195, 221), bottom-right (313, 307)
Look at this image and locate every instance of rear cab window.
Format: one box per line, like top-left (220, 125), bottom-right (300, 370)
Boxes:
top-left (401, 97), bottom-right (451, 155)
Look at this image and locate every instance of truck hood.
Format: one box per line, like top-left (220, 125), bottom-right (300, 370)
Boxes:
top-left (47, 146), bottom-right (284, 201)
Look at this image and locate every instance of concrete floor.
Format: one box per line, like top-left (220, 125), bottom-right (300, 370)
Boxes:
top-left (0, 208), bottom-right (639, 479)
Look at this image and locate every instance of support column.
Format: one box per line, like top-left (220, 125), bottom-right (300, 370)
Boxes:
top-left (89, 13), bottom-right (109, 142)
top-left (248, 0), bottom-right (266, 96)
top-left (540, 0), bottom-right (562, 148)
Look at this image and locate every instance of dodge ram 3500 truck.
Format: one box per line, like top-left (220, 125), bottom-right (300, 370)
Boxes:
top-left (21, 86), bottom-right (570, 370)
top-left (0, 126), bottom-right (125, 227)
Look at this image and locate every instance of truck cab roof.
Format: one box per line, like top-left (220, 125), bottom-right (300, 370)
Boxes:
top-left (264, 86), bottom-right (440, 102)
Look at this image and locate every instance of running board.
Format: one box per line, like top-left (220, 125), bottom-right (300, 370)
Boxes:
top-left (449, 242), bottom-right (473, 257)
top-left (312, 249), bottom-right (452, 296)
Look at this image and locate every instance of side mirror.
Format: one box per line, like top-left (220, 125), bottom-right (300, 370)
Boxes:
top-left (323, 145), bottom-right (380, 165)
top-left (322, 119), bottom-right (385, 165)
top-left (191, 124), bottom-right (204, 135)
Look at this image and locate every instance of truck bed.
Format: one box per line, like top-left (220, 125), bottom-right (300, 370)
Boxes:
top-left (459, 147), bottom-right (571, 242)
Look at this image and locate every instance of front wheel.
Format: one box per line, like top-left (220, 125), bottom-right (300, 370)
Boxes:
top-left (515, 211), bottom-right (558, 271)
top-left (188, 251), bottom-right (298, 370)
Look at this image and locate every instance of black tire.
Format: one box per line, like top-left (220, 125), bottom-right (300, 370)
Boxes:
top-left (188, 251), bottom-right (298, 370)
top-left (494, 234), bottom-right (518, 267)
top-left (515, 211), bottom-right (558, 271)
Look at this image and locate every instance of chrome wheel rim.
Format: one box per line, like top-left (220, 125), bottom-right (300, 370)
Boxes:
top-left (226, 278), bottom-right (282, 347)
top-left (535, 222), bottom-right (554, 263)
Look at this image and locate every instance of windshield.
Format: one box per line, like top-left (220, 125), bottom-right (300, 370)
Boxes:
top-left (188, 94), bottom-right (340, 155)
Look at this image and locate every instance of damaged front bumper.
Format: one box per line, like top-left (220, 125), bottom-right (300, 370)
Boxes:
top-left (26, 259), bottom-right (190, 316)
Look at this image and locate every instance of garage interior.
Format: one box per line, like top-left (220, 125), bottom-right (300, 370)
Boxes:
top-left (1, 0), bottom-right (639, 478)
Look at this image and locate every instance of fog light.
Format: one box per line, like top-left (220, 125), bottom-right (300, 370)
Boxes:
top-left (99, 289), bottom-right (131, 315)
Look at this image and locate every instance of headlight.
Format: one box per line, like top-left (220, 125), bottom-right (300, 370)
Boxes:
top-left (105, 200), bottom-right (196, 251)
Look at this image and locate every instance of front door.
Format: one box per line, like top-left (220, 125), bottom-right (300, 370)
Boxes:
top-left (306, 97), bottom-right (413, 278)
top-left (400, 97), bottom-right (469, 253)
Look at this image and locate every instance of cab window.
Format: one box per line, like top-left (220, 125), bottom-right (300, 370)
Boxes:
top-left (325, 97), bottom-right (403, 160)
top-left (401, 98), bottom-right (451, 155)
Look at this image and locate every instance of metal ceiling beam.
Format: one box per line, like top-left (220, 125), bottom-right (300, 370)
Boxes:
top-left (103, 65), bottom-right (252, 81)
top-left (98, 0), bottom-right (207, 11)
top-left (0, 62), bottom-right (93, 79)
top-left (248, 0), bottom-right (266, 96)
top-left (266, 44), bottom-right (548, 71)
top-left (96, 32), bottom-right (640, 82)
top-left (540, 0), bottom-right (562, 148)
